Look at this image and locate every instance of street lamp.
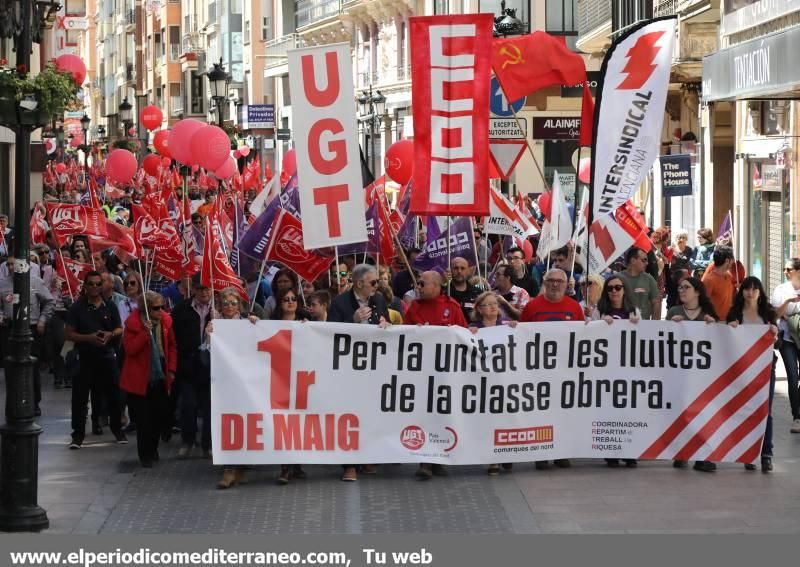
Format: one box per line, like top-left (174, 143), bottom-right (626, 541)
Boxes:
top-left (80, 114), bottom-right (91, 188)
top-left (357, 87), bottom-right (386, 178)
top-left (207, 58), bottom-right (230, 127)
top-left (493, 0), bottom-right (525, 196)
top-left (0, 0), bottom-right (65, 533)
top-left (118, 97), bottom-right (133, 136)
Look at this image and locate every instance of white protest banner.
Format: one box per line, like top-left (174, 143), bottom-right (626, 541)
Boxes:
top-left (211, 321), bottom-right (773, 465)
top-left (591, 17), bottom-right (676, 219)
top-left (486, 187), bottom-right (536, 240)
top-left (287, 43), bottom-right (366, 249)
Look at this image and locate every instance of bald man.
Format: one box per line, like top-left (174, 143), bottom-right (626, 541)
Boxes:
top-left (403, 270), bottom-right (467, 480)
top-left (447, 257), bottom-right (482, 320)
top-left (405, 271), bottom-right (468, 327)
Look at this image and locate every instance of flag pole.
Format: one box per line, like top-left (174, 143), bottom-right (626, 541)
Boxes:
top-left (335, 246), bottom-right (341, 290)
top-left (250, 257), bottom-right (268, 314)
top-left (570, 187), bottom-right (589, 277)
top-left (447, 216), bottom-right (452, 296)
top-left (375, 194), bottom-right (417, 287)
top-left (471, 217), bottom-right (482, 289)
top-left (136, 257), bottom-right (150, 322)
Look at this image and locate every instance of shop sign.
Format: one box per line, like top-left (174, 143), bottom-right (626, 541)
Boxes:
top-left (240, 105), bottom-right (275, 129)
top-left (721, 0), bottom-right (800, 37)
top-left (532, 117), bottom-right (581, 140)
top-left (761, 164), bottom-right (783, 192)
top-left (660, 154), bottom-right (693, 197)
top-left (560, 71), bottom-right (600, 98)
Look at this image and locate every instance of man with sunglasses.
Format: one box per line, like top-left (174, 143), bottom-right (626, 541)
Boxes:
top-left (615, 247), bottom-right (661, 320)
top-left (505, 246), bottom-right (539, 298)
top-left (65, 270), bottom-right (126, 449)
top-left (328, 264), bottom-right (390, 482)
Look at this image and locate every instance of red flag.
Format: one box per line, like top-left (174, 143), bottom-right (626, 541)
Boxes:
top-left (30, 202), bottom-right (48, 246)
top-left (46, 203), bottom-right (108, 247)
top-left (579, 83), bottom-right (595, 147)
top-left (89, 219), bottom-right (138, 259)
top-left (153, 245), bottom-right (184, 280)
top-left (616, 201), bottom-right (653, 253)
top-left (265, 209), bottom-right (333, 283)
top-left (55, 254), bottom-right (92, 296)
top-left (491, 31), bottom-right (587, 102)
top-left (133, 204), bottom-right (173, 251)
top-left (201, 210), bottom-right (246, 297)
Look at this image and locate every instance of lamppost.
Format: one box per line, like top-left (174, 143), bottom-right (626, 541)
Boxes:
top-left (357, 87), bottom-right (386, 179)
top-left (118, 97), bottom-right (133, 139)
top-left (207, 59), bottom-right (230, 127)
top-left (493, 0), bottom-right (525, 197)
top-left (0, 0), bottom-right (62, 533)
top-left (80, 113), bottom-right (91, 190)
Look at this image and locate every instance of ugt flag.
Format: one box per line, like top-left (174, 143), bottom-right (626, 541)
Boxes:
top-left (590, 17), bottom-right (676, 220)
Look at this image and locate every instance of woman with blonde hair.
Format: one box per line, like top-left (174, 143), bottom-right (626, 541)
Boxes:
top-left (205, 288), bottom-right (258, 488)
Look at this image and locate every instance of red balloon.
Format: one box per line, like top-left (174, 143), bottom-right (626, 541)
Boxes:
top-left (128, 127), bottom-right (136, 137)
top-left (578, 157), bottom-right (591, 184)
top-left (190, 125), bottom-right (230, 171)
top-left (69, 136), bottom-right (81, 148)
top-left (142, 154), bottom-right (161, 177)
top-left (55, 163), bottom-right (67, 174)
top-left (140, 105), bottom-right (163, 131)
top-left (521, 238), bottom-right (533, 263)
top-left (153, 129), bottom-right (171, 158)
top-left (169, 119), bottom-right (205, 165)
top-left (282, 148), bottom-right (297, 177)
top-left (233, 150), bottom-right (242, 159)
top-left (161, 156), bottom-right (172, 167)
top-left (384, 139), bottom-right (413, 185)
top-left (106, 149), bottom-right (138, 185)
top-left (54, 54), bottom-right (86, 87)
top-left (239, 145), bottom-right (251, 157)
top-left (214, 157), bottom-right (236, 180)
top-left (538, 192), bottom-right (552, 221)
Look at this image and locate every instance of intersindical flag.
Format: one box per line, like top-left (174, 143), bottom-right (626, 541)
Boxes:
top-left (590, 17), bottom-right (676, 220)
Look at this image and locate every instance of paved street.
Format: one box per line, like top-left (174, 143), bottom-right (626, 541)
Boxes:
top-left (10, 360), bottom-right (800, 534)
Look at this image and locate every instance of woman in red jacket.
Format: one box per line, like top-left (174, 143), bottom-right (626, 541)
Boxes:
top-left (120, 291), bottom-right (177, 468)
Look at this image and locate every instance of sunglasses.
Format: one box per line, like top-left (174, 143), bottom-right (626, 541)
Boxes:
top-left (786, 268), bottom-right (795, 273)
top-left (124, 281), bottom-right (138, 288)
top-left (606, 284), bottom-right (624, 292)
top-left (221, 300), bottom-right (239, 307)
top-left (366, 279), bottom-right (379, 286)
top-left (544, 279), bottom-right (566, 285)
top-left (282, 296), bottom-right (298, 303)
top-left (338, 271), bottom-right (349, 277)
top-left (85, 281), bottom-right (102, 287)
top-left (149, 304), bottom-right (164, 311)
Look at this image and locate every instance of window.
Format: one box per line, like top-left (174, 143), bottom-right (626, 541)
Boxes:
top-left (191, 71), bottom-right (205, 114)
top-left (397, 19), bottom-right (407, 80)
top-left (546, 0), bottom-right (577, 49)
top-left (169, 26), bottom-right (181, 60)
top-left (434, 0), bottom-right (448, 14)
top-left (261, 16), bottom-right (271, 40)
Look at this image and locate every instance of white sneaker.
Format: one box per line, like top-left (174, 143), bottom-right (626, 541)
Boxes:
top-left (791, 419), bottom-right (800, 433)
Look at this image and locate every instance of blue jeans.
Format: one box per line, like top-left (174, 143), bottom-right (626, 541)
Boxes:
top-left (179, 380), bottom-right (211, 451)
top-left (762, 356), bottom-right (777, 457)
top-left (778, 341), bottom-right (800, 420)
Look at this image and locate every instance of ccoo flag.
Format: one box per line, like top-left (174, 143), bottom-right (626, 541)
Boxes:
top-left (589, 17), bottom-right (676, 221)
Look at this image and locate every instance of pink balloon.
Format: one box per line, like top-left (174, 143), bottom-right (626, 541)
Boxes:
top-left (140, 105), bottom-right (163, 131)
top-left (239, 145), bottom-right (251, 157)
top-left (169, 119), bottom-right (205, 166)
top-left (578, 157), bottom-right (591, 185)
top-left (106, 149), bottom-right (138, 185)
top-left (55, 163), bottom-right (67, 174)
top-left (214, 157), bottom-right (237, 180)
top-left (54, 54), bottom-right (87, 86)
top-left (128, 127), bottom-right (136, 137)
top-left (282, 149), bottom-right (297, 177)
top-left (142, 154), bottom-right (161, 176)
top-left (69, 136), bottom-right (81, 148)
top-left (384, 139), bottom-right (414, 185)
top-left (153, 129), bottom-right (171, 158)
top-left (538, 192), bottom-right (552, 221)
top-left (233, 150), bottom-right (242, 159)
top-left (190, 125), bottom-right (231, 171)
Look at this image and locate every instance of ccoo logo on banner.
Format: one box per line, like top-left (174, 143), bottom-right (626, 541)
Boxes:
top-left (211, 320), bottom-right (773, 465)
top-left (590, 17), bottom-right (676, 219)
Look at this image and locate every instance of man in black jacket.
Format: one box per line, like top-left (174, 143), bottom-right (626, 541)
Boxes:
top-left (329, 264), bottom-right (390, 326)
top-left (171, 273), bottom-right (214, 458)
top-left (327, 263), bottom-right (389, 482)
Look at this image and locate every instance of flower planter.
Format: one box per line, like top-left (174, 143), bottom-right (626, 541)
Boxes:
top-left (0, 91), bottom-right (52, 128)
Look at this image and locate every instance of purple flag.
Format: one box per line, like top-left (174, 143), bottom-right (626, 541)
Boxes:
top-left (412, 217), bottom-right (477, 272)
top-left (339, 202), bottom-right (380, 255)
top-left (397, 213), bottom-right (418, 250)
top-left (715, 210), bottom-right (732, 246)
top-left (397, 180), bottom-right (412, 216)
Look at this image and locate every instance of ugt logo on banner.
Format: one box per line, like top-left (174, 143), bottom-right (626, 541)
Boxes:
top-left (409, 14), bottom-right (493, 216)
top-left (287, 43), bottom-right (367, 249)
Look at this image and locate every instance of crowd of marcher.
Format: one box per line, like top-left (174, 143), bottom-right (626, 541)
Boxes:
top-left (6, 193), bottom-right (791, 488)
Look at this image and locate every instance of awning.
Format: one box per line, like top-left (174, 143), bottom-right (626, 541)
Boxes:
top-left (702, 25), bottom-right (800, 102)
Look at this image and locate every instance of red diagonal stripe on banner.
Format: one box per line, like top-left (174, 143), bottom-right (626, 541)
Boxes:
top-left (639, 331), bottom-right (773, 459)
top-left (673, 361), bottom-right (772, 461)
top-left (736, 436), bottom-right (764, 465)
top-left (705, 398), bottom-right (769, 463)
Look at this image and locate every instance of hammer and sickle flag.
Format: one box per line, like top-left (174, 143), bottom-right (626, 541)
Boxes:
top-left (491, 31), bottom-right (587, 103)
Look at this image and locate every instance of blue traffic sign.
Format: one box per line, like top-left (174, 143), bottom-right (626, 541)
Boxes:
top-left (489, 77), bottom-right (525, 117)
